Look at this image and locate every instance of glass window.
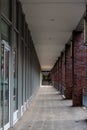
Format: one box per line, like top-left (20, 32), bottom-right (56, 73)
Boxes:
top-left (13, 32), bottom-right (18, 111)
top-left (0, 20), bottom-right (10, 126)
top-left (21, 42), bottom-right (26, 104)
top-left (1, 0), bottom-right (11, 19)
top-left (4, 47), bottom-right (9, 124)
top-left (1, 20), bottom-right (10, 44)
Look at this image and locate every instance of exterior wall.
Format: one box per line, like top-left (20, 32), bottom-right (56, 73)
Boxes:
top-left (72, 31), bottom-right (86, 106)
top-left (65, 44), bottom-right (72, 99)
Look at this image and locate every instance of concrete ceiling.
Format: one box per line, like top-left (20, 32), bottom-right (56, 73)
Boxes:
top-left (20, 0), bottom-right (87, 71)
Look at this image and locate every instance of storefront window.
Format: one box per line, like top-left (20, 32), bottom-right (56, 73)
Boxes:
top-left (0, 20), bottom-right (10, 127)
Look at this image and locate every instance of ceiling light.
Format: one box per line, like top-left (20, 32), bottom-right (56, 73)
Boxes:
top-left (50, 18), bottom-right (55, 22)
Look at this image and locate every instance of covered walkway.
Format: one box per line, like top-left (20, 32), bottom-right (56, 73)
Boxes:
top-left (10, 86), bottom-right (87, 130)
top-left (1, 1), bottom-right (87, 130)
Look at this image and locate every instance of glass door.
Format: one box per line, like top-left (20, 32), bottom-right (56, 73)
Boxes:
top-left (0, 40), bottom-right (10, 130)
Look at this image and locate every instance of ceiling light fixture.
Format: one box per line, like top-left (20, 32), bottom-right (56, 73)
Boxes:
top-left (50, 18), bottom-right (55, 22)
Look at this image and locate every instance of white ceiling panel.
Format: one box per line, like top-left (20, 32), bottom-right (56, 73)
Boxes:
top-left (20, 0), bottom-right (86, 70)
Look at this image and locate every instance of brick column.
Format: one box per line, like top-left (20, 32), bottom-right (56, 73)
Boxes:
top-left (65, 44), bottom-right (72, 99)
top-left (55, 62), bottom-right (58, 90)
top-left (54, 66), bottom-right (56, 87)
top-left (51, 69), bottom-right (54, 86)
top-left (83, 7), bottom-right (87, 106)
top-left (61, 52), bottom-right (65, 96)
top-left (57, 61), bottom-right (59, 90)
top-left (54, 64), bottom-right (57, 89)
top-left (53, 68), bottom-right (55, 88)
top-left (72, 30), bottom-right (86, 106)
top-left (55, 63), bottom-right (58, 89)
top-left (58, 57), bottom-right (62, 93)
top-left (83, 45), bottom-right (87, 106)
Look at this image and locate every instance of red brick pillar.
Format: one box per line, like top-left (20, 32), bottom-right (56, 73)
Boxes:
top-left (51, 69), bottom-right (54, 86)
top-left (65, 44), bottom-right (72, 99)
top-left (53, 68), bottom-right (55, 88)
top-left (61, 52), bottom-right (65, 96)
top-left (83, 45), bottom-right (87, 106)
top-left (72, 30), bottom-right (86, 106)
top-left (83, 8), bottom-right (87, 106)
top-left (57, 61), bottom-right (59, 90)
top-left (53, 70), bottom-right (55, 87)
top-left (55, 63), bottom-right (58, 89)
top-left (58, 57), bottom-right (62, 93)
top-left (54, 64), bottom-right (56, 88)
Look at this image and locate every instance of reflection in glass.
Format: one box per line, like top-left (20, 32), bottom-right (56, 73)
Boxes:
top-left (1, 0), bottom-right (10, 19)
top-left (1, 43), bottom-right (9, 126)
top-left (0, 20), bottom-right (10, 127)
top-left (13, 32), bottom-right (18, 111)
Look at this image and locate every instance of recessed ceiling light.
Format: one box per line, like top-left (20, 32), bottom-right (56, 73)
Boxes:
top-left (50, 18), bottom-right (55, 22)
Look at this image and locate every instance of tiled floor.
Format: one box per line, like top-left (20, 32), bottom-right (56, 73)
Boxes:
top-left (10, 86), bottom-right (87, 130)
